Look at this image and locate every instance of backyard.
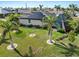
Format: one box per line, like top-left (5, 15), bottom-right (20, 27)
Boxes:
top-left (0, 1), bottom-right (79, 57)
top-left (0, 26), bottom-right (79, 57)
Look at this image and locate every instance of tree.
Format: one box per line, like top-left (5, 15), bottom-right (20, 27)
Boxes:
top-left (43, 15), bottom-right (56, 44)
top-left (6, 13), bottom-right (21, 32)
top-left (57, 14), bottom-right (66, 32)
top-left (0, 19), bottom-right (15, 48)
top-left (68, 19), bottom-right (78, 32)
top-left (69, 4), bottom-right (78, 17)
top-left (0, 20), bottom-right (8, 44)
top-left (61, 10), bottom-right (73, 32)
top-left (39, 4), bottom-right (43, 11)
top-left (61, 19), bottom-right (66, 32)
top-left (54, 5), bottom-right (61, 14)
top-left (68, 30), bottom-right (76, 43)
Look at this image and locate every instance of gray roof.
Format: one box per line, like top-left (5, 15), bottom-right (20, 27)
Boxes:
top-left (19, 12), bottom-right (45, 20)
top-left (0, 8), bottom-right (13, 14)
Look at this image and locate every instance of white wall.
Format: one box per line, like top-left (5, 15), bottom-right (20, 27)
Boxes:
top-left (0, 8), bottom-right (2, 14)
top-left (31, 20), bottom-right (43, 26)
top-left (19, 19), bottom-right (43, 26)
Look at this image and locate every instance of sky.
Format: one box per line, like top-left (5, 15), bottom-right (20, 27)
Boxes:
top-left (0, 1), bottom-right (79, 8)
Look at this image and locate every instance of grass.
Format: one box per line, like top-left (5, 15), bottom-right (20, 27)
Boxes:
top-left (0, 26), bottom-right (79, 57)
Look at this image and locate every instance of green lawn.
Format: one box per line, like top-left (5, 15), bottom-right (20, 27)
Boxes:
top-left (0, 26), bottom-right (79, 57)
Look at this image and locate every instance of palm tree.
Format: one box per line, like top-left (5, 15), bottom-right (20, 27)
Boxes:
top-left (58, 13), bottom-right (66, 32)
top-left (43, 15), bottom-right (56, 44)
top-left (69, 4), bottom-right (78, 17)
top-left (39, 4), bottom-right (43, 11)
top-left (7, 13), bottom-right (21, 32)
top-left (0, 13), bottom-right (20, 48)
top-left (54, 5), bottom-right (61, 14)
top-left (0, 20), bottom-right (8, 44)
top-left (61, 10), bottom-right (73, 32)
top-left (61, 19), bottom-right (66, 32)
top-left (0, 20), bottom-right (15, 48)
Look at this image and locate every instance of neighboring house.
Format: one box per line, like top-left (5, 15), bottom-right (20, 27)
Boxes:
top-left (17, 9), bottom-right (31, 15)
top-left (76, 13), bottom-right (79, 17)
top-left (0, 7), bottom-right (67, 30)
top-left (19, 12), bottom-right (45, 27)
top-left (0, 8), bottom-right (13, 18)
top-left (0, 8), bottom-right (12, 14)
top-left (0, 8), bottom-right (31, 18)
top-left (75, 11), bottom-right (79, 17)
top-left (19, 11), bottom-right (66, 30)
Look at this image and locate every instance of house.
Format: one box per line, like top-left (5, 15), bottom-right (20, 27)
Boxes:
top-left (0, 8), bottom-right (13, 14)
top-left (17, 8), bottom-right (31, 15)
top-left (0, 8), bottom-right (13, 18)
top-left (19, 11), bottom-right (45, 27)
top-left (75, 11), bottom-right (79, 17)
top-left (19, 11), bottom-right (66, 30)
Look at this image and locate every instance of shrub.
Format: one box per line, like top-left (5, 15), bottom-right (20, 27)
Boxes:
top-left (68, 30), bottom-right (76, 42)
